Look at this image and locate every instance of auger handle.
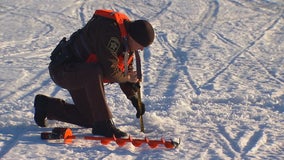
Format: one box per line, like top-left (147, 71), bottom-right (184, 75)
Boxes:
top-left (137, 85), bottom-right (144, 132)
top-left (134, 51), bottom-right (144, 132)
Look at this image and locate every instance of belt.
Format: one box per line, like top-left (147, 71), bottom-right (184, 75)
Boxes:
top-left (50, 37), bottom-right (75, 68)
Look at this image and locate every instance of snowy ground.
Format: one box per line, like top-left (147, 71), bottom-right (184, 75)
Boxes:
top-left (0, 0), bottom-right (284, 159)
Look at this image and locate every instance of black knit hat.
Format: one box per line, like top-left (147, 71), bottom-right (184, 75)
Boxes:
top-left (128, 20), bottom-right (154, 47)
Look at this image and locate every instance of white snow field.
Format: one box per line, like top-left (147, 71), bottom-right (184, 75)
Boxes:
top-left (0, 0), bottom-right (283, 159)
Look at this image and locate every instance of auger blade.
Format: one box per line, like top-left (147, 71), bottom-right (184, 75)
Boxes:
top-left (41, 127), bottom-right (180, 149)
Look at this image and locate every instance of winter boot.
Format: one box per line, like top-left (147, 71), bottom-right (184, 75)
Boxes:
top-left (34, 94), bottom-right (49, 127)
top-left (92, 119), bottom-right (127, 138)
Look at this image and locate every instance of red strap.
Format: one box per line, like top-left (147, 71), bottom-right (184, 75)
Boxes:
top-left (95, 10), bottom-right (129, 38)
top-left (86, 54), bottom-right (98, 63)
top-left (117, 54), bottom-right (134, 72)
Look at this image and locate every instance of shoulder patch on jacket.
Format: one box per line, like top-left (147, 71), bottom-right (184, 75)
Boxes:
top-left (107, 37), bottom-right (120, 53)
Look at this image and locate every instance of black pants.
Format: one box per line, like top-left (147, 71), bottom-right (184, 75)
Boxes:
top-left (47, 62), bottom-right (112, 127)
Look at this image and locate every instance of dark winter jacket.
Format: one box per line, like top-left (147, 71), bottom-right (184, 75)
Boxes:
top-left (63, 14), bottom-right (136, 98)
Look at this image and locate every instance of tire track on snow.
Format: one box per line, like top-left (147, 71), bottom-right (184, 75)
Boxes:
top-left (156, 0), bottom-right (220, 96)
top-left (217, 125), bottom-right (267, 158)
top-left (201, 9), bottom-right (284, 88)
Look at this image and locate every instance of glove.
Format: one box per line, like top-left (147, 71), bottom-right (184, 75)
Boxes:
top-left (129, 96), bottom-right (145, 118)
top-left (125, 82), bottom-right (140, 92)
